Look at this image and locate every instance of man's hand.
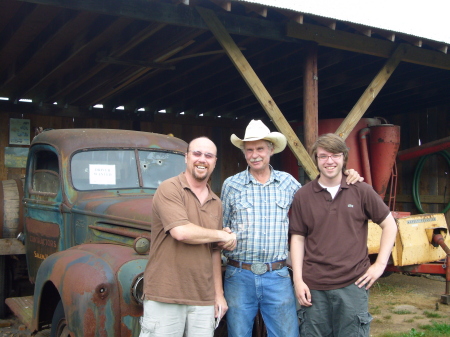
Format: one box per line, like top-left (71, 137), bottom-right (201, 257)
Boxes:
top-left (344, 168), bottom-right (364, 185)
top-left (215, 294), bottom-right (228, 319)
top-left (218, 227), bottom-right (237, 250)
top-left (294, 280), bottom-right (312, 307)
top-left (355, 262), bottom-right (386, 290)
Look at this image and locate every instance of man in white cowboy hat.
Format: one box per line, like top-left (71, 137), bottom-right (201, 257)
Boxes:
top-left (221, 120), bottom-right (362, 337)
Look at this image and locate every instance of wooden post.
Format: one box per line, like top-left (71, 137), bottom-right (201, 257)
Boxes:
top-left (197, 6), bottom-right (319, 180)
top-left (303, 42), bottom-right (318, 154)
top-left (335, 44), bottom-right (409, 140)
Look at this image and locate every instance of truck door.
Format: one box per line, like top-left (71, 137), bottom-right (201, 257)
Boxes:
top-left (23, 145), bottom-right (62, 282)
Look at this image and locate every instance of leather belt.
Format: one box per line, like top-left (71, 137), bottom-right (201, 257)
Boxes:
top-left (227, 259), bottom-right (286, 275)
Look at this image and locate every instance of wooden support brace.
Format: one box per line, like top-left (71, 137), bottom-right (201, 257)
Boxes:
top-left (335, 44), bottom-right (409, 140)
top-left (196, 6), bottom-right (319, 180)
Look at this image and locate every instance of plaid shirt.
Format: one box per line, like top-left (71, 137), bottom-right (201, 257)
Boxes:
top-left (221, 166), bottom-right (301, 263)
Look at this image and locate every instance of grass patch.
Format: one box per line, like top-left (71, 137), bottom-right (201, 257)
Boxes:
top-left (371, 306), bottom-right (382, 315)
top-left (404, 318), bottom-right (415, 323)
top-left (393, 309), bottom-right (413, 315)
top-left (374, 282), bottom-right (397, 294)
top-left (419, 321), bottom-right (450, 334)
top-left (422, 311), bottom-right (443, 319)
top-left (377, 322), bottom-right (450, 337)
top-left (376, 328), bottom-right (424, 337)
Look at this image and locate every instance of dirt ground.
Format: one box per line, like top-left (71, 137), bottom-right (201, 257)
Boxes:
top-left (0, 273), bottom-right (449, 337)
top-left (369, 273), bottom-right (450, 336)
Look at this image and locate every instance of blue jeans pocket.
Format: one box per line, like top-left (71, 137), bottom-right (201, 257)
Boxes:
top-left (224, 265), bottom-right (238, 279)
top-left (275, 266), bottom-right (291, 278)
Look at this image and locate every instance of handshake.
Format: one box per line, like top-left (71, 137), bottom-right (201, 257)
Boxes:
top-left (218, 227), bottom-right (237, 251)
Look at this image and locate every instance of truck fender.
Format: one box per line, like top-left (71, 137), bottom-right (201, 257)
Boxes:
top-left (33, 248), bottom-right (123, 336)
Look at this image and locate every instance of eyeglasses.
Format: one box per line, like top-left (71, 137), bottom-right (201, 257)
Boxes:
top-left (317, 153), bottom-right (343, 161)
top-left (189, 151), bottom-right (217, 159)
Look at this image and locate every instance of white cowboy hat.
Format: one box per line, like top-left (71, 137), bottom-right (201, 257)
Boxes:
top-left (230, 120), bottom-right (287, 154)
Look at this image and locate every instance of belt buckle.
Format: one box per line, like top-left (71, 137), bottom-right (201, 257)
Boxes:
top-left (250, 262), bottom-right (268, 275)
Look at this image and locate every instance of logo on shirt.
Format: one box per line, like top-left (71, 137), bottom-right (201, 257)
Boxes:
top-left (348, 204), bottom-right (354, 208)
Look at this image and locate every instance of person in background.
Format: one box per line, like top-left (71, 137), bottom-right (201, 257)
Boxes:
top-left (139, 136), bottom-right (237, 337)
top-left (221, 121), bottom-right (362, 337)
top-left (290, 133), bottom-right (397, 337)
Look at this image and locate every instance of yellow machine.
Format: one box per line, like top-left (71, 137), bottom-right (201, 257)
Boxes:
top-left (368, 212), bottom-right (450, 304)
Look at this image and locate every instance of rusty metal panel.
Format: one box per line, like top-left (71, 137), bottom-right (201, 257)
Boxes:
top-left (31, 129), bottom-right (187, 156)
top-left (32, 244), bottom-right (145, 336)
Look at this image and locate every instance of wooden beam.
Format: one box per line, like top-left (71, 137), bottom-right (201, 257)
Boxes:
top-left (398, 33), bottom-right (422, 48)
top-left (0, 239), bottom-right (25, 255)
top-left (98, 56), bottom-right (176, 70)
top-left (335, 44), bottom-right (408, 140)
top-left (303, 42), bottom-right (318, 155)
top-left (345, 23), bottom-right (371, 37)
top-left (242, 3), bottom-right (267, 17)
top-left (314, 17), bottom-right (336, 30)
top-left (385, 194), bottom-right (449, 204)
top-left (374, 29), bottom-right (395, 42)
top-left (196, 7), bottom-right (318, 180)
top-left (208, 0), bottom-right (231, 12)
top-left (274, 8), bottom-right (303, 24)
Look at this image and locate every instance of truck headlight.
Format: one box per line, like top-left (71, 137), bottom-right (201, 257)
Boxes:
top-left (132, 273), bottom-right (144, 304)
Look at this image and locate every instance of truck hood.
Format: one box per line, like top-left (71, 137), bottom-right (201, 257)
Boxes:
top-left (71, 191), bottom-right (154, 226)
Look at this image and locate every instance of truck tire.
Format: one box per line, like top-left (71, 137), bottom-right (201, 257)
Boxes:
top-left (0, 179), bottom-right (24, 239)
top-left (51, 300), bottom-right (70, 337)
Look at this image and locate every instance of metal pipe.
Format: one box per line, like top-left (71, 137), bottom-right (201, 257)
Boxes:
top-left (432, 234), bottom-right (450, 303)
top-left (397, 136), bottom-right (450, 161)
top-left (358, 128), bottom-right (372, 186)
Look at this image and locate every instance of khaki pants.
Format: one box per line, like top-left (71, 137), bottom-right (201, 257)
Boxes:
top-left (139, 300), bottom-right (215, 337)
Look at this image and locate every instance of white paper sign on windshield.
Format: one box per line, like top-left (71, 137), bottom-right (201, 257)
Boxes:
top-left (89, 164), bottom-right (116, 185)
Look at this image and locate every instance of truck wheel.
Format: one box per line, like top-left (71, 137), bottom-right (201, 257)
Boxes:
top-left (50, 300), bottom-right (70, 337)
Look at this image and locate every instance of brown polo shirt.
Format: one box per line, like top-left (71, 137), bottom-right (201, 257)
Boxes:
top-left (143, 172), bottom-right (223, 305)
top-left (289, 175), bottom-right (390, 290)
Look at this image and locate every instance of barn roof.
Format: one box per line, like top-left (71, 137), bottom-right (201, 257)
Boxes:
top-left (1, 0), bottom-right (449, 126)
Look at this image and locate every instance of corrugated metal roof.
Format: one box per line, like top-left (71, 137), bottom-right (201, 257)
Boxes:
top-left (234, 0), bottom-right (450, 44)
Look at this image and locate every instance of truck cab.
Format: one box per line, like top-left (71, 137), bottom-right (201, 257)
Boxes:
top-left (13, 129), bottom-right (187, 336)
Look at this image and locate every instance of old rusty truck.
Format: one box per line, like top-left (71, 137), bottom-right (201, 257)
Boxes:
top-left (0, 129), bottom-right (187, 336)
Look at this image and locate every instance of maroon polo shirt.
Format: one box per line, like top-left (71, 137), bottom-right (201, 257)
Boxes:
top-left (289, 175), bottom-right (390, 290)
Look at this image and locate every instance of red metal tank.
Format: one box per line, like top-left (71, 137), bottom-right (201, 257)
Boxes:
top-left (368, 124), bottom-right (401, 199)
top-left (281, 118), bottom-right (381, 180)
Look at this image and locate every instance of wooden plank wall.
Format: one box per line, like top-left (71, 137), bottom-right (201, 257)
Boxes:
top-left (386, 105), bottom-right (450, 223)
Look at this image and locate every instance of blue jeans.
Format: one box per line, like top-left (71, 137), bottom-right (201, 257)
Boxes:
top-left (224, 265), bottom-right (299, 337)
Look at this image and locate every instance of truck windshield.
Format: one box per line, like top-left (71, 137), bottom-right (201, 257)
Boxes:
top-left (71, 150), bottom-right (185, 190)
